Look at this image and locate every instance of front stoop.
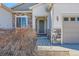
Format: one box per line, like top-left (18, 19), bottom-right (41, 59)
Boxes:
top-left (36, 50), bottom-right (70, 56)
top-left (36, 36), bottom-right (70, 56)
top-left (36, 36), bottom-right (51, 46)
top-left (36, 46), bottom-right (70, 56)
top-left (37, 46), bottom-right (79, 56)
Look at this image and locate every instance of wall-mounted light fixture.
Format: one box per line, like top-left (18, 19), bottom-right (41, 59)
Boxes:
top-left (57, 16), bottom-right (59, 22)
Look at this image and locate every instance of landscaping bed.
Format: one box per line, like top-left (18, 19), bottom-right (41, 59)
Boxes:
top-left (0, 28), bottom-right (37, 56)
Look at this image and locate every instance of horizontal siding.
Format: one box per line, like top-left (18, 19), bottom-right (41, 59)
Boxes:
top-left (0, 8), bottom-right (12, 29)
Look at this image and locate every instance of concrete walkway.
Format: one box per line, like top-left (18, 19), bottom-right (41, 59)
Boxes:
top-left (37, 45), bottom-right (79, 56)
top-left (36, 36), bottom-right (51, 46)
top-left (36, 36), bottom-right (79, 56)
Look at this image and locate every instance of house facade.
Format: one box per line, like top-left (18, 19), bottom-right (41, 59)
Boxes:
top-left (0, 3), bottom-right (79, 44)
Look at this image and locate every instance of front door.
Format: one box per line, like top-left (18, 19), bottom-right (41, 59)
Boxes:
top-left (39, 20), bottom-right (45, 34)
top-left (36, 18), bottom-right (47, 34)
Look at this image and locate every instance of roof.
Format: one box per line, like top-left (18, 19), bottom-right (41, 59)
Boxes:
top-left (0, 4), bottom-right (12, 13)
top-left (12, 3), bottom-right (37, 11)
top-left (11, 3), bottom-right (24, 8)
top-left (29, 3), bottom-right (41, 9)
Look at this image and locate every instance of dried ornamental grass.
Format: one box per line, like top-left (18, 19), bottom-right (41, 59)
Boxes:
top-left (0, 28), bottom-right (37, 56)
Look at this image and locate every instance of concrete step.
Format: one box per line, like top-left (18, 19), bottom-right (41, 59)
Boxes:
top-left (37, 46), bottom-right (69, 51)
top-left (38, 37), bottom-right (48, 39)
top-left (36, 50), bottom-right (70, 56)
top-left (37, 36), bottom-right (48, 38)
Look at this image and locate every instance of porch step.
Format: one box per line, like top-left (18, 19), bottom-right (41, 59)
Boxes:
top-left (36, 46), bottom-right (70, 56)
top-left (37, 34), bottom-right (47, 37)
top-left (37, 46), bottom-right (69, 51)
top-left (37, 35), bottom-right (48, 40)
top-left (37, 36), bottom-right (48, 39)
top-left (36, 46), bottom-right (79, 56)
top-left (36, 50), bottom-right (70, 56)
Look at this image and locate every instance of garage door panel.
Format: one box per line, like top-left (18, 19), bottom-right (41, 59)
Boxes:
top-left (64, 32), bottom-right (79, 43)
top-left (63, 20), bottom-right (79, 43)
top-left (64, 22), bottom-right (79, 28)
top-left (64, 37), bottom-right (79, 43)
top-left (64, 38), bottom-right (79, 43)
top-left (64, 30), bottom-right (79, 35)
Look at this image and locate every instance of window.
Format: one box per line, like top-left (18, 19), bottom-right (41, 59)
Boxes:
top-left (77, 17), bottom-right (79, 21)
top-left (16, 17), bottom-right (21, 27)
top-left (70, 17), bottom-right (75, 21)
top-left (64, 17), bottom-right (68, 21)
top-left (16, 16), bottom-right (28, 28)
top-left (22, 17), bottom-right (26, 27)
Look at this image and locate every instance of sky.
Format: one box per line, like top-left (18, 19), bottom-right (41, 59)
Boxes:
top-left (4, 3), bottom-right (17, 8)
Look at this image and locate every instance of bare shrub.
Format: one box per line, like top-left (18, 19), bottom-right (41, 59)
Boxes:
top-left (0, 28), bottom-right (37, 56)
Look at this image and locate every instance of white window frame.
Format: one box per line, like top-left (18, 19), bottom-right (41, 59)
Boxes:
top-left (15, 16), bottom-right (28, 28)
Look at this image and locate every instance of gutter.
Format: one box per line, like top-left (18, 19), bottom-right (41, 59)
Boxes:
top-left (12, 11), bottom-right (32, 13)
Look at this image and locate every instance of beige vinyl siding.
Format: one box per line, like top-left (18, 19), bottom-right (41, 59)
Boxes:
top-left (0, 8), bottom-right (12, 29)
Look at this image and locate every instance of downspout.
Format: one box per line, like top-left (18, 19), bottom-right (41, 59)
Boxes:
top-left (47, 3), bottom-right (54, 43)
top-left (50, 4), bottom-right (54, 44)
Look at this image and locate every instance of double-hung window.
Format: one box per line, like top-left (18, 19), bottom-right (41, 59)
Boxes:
top-left (16, 16), bottom-right (28, 28)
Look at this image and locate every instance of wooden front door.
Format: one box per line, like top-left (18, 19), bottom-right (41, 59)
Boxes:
top-left (36, 19), bottom-right (47, 34)
top-left (39, 20), bottom-right (45, 34)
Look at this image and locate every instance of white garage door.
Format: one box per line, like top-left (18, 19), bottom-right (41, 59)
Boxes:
top-left (63, 17), bottom-right (79, 43)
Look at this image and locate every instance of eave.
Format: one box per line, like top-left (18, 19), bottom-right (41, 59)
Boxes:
top-left (12, 11), bottom-right (32, 13)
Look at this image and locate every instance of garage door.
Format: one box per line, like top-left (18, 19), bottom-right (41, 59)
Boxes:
top-left (63, 17), bottom-right (79, 43)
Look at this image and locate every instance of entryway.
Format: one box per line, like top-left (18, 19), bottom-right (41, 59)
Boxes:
top-left (39, 20), bottom-right (45, 34)
top-left (36, 16), bottom-right (47, 35)
top-left (36, 16), bottom-right (51, 46)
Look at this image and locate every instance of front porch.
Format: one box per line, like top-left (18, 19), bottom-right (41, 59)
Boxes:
top-left (36, 35), bottom-right (61, 46)
top-left (36, 35), bottom-right (51, 46)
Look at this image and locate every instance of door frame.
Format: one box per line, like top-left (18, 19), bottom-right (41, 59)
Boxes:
top-left (36, 17), bottom-right (47, 34)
